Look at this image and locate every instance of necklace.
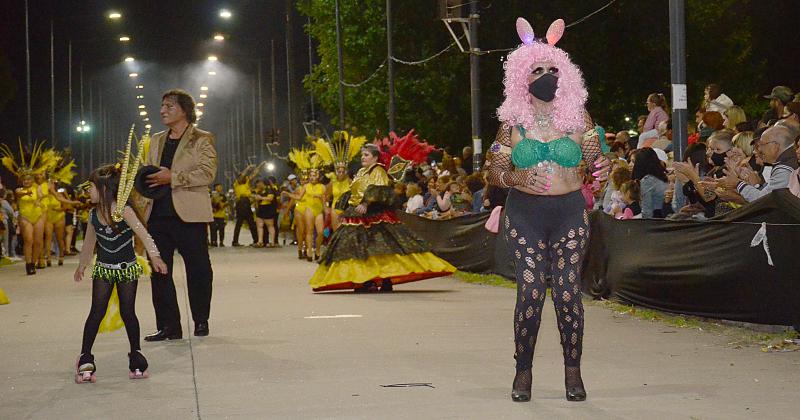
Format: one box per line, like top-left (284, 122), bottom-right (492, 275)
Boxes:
top-left (533, 113), bottom-right (553, 129)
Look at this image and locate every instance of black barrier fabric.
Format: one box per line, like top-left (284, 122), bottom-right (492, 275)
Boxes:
top-left (583, 190), bottom-right (800, 327)
top-left (399, 190), bottom-right (800, 327)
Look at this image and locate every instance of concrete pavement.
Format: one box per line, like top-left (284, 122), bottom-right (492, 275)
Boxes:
top-left (1, 236), bottom-right (799, 419)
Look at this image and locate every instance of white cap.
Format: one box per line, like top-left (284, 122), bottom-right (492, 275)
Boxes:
top-left (287, 174), bottom-right (297, 180)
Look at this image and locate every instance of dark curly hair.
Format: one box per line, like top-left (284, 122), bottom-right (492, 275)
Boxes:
top-left (88, 164), bottom-right (122, 232)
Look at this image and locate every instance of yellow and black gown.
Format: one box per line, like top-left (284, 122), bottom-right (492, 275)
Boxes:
top-left (309, 164), bottom-right (455, 292)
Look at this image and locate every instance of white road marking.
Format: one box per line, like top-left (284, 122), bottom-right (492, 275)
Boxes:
top-left (304, 314), bottom-right (363, 319)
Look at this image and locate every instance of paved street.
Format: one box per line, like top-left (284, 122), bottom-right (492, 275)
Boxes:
top-left (1, 233), bottom-right (799, 420)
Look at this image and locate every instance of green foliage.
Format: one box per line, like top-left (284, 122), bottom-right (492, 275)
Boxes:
top-left (299, 0), bottom-right (764, 148)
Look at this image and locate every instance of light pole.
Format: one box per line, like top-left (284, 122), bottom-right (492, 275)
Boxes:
top-left (24, 0), bottom-right (32, 146)
top-left (386, 0), bottom-right (396, 133)
top-left (334, 0), bottom-right (346, 130)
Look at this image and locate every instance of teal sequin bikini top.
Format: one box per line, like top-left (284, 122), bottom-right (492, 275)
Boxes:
top-left (511, 126), bottom-right (582, 168)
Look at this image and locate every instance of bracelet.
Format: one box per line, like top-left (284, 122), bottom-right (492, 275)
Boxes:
top-left (499, 171), bottom-right (510, 188)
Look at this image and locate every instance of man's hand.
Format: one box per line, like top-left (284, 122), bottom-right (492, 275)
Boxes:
top-left (355, 203), bottom-right (367, 214)
top-left (591, 156), bottom-right (611, 181)
top-left (719, 167), bottom-right (742, 190)
top-left (147, 167), bottom-right (172, 187)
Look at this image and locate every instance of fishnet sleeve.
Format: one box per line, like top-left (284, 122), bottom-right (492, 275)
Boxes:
top-left (486, 124), bottom-right (530, 188)
top-left (580, 111), bottom-right (603, 166)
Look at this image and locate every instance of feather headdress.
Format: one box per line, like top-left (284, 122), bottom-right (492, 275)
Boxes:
top-left (111, 125), bottom-right (146, 222)
top-left (312, 131), bottom-right (367, 168)
top-left (288, 147), bottom-right (323, 175)
top-left (0, 139), bottom-right (59, 178)
top-left (372, 130), bottom-right (438, 181)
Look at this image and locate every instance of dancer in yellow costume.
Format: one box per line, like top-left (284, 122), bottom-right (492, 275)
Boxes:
top-left (312, 131), bottom-right (366, 232)
top-left (282, 148), bottom-right (325, 261)
top-left (48, 155), bottom-right (79, 265)
top-left (309, 142), bottom-right (456, 293)
top-left (1, 140), bottom-right (58, 275)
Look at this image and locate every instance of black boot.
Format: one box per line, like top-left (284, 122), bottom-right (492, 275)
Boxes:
top-left (379, 279), bottom-right (393, 293)
top-left (511, 368), bottom-right (532, 402)
top-left (565, 366), bottom-right (586, 401)
top-left (26, 263), bottom-right (36, 275)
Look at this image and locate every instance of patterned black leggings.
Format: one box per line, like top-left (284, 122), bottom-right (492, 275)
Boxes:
top-left (505, 189), bottom-right (588, 370)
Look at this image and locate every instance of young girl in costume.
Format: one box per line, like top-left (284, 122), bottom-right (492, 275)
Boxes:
top-left (74, 161), bottom-right (167, 383)
top-left (486, 17), bottom-right (610, 402)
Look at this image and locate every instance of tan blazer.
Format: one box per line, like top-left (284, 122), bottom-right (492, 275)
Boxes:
top-left (141, 125), bottom-right (217, 223)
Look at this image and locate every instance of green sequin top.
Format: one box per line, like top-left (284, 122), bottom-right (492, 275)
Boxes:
top-left (511, 126), bottom-right (582, 168)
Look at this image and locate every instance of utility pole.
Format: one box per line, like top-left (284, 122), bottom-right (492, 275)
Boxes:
top-left (50, 20), bottom-right (55, 146)
top-left (257, 60), bottom-right (264, 161)
top-left (307, 15), bottom-right (316, 132)
top-left (334, 0), bottom-right (346, 130)
top-left (669, 0), bottom-right (688, 161)
top-left (386, 0), bottom-right (396, 133)
top-left (285, 0), bottom-right (296, 147)
top-left (468, 1), bottom-right (482, 172)
top-left (271, 40), bottom-right (278, 145)
top-left (68, 41), bottom-right (73, 150)
top-left (24, 0), bottom-right (32, 146)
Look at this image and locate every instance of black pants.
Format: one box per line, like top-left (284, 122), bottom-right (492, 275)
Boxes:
top-left (505, 189), bottom-right (588, 370)
top-left (233, 202), bottom-right (257, 244)
top-left (209, 218), bottom-right (226, 245)
top-left (149, 217), bottom-right (213, 330)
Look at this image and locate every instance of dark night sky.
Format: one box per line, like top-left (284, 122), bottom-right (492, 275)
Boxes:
top-left (1, 0), bottom-right (313, 182)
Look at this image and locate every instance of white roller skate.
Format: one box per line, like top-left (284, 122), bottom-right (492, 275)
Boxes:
top-left (75, 353), bottom-right (97, 384)
top-left (128, 350), bottom-right (149, 379)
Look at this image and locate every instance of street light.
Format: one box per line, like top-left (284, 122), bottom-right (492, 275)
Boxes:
top-left (196, 110), bottom-right (204, 116)
top-left (128, 72), bottom-right (138, 78)
top-left (76, 120), bottom-right (91, 132)
top-left (197, 102), bottom-right (204, 107)
top-left (208, 71), bottom-right (217, 76)
top-left (207, 55), bottom-right (218, 61)
top-left (266, 162), bottom-right (275, 172)
top-left (108, 12), bottom-right (122, 20)
top-left (119, 36), bottom-right (130, 42)
top-left (124, 56), bottom-right (135, 62)
top-left (136, 85), bottom-right (144, 89)
top-left (139, 111), bottom-right (147, 116)
top-left (136, 94), bottom-right (144, 99)
top-left (219, 9), bottom-right (232, 19)
top-left (138, 104), bottom-right (145, 109)
top-left (145, 124), bottom-right (152, 129)
top-left (199, 94), bottom-right (207, 98)
top-left (200, 86), bottom-right (208, 91)
top-left (214, 34), bottom-right (225, 41)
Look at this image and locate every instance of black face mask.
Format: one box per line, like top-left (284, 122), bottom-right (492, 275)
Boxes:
top-left (528, 73), bottom-right (558, 102)
top-left (710, 152), bottom-right (727, 167)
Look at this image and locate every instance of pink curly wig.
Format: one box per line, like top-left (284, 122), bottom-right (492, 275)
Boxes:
top-left (496, 18), bottom-right (588, 133)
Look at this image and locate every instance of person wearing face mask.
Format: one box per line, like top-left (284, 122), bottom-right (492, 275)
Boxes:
top-left (486, 17), bottom-right (611, 403)
top-left (705, 129), bottom-right (735, 178)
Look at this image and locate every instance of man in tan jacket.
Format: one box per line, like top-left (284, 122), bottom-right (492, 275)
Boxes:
top-left (142, 89), bottom-right (217, 341)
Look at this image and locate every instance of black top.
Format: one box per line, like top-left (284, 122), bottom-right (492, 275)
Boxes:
top-left (682, 181), bottom-right (716, 217)
top-left (150, 137), bottom-right (181, 219)
top-left (91, 208), bottom-right (136, 265)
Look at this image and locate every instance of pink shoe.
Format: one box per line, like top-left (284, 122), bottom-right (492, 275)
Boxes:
top-left (75, 354), bottom-right (97, 384)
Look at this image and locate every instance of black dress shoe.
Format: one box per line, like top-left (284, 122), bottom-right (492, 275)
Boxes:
top-left (194, 322), bottom-right (209, 337)
top-left (144, 328), bottom-right (183, 342)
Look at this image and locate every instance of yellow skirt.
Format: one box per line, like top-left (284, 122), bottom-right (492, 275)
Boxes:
top-left (309, 251), bottom-right (456, 292)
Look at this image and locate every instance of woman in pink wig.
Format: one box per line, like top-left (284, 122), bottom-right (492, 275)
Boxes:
top-left (486, 17), bottom-right (610, 403)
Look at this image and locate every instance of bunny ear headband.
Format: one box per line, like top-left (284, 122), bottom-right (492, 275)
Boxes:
top-left (516, 17), bottom-right (565, 46)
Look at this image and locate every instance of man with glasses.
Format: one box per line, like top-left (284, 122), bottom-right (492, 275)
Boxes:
top-left (721, 123), bottom-right (798, 202)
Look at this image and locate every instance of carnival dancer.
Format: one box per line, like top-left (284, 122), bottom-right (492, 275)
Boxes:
top-left (231, 166), bottom-right (258, 247)
top-left (1, 141), bottom-right (56, 275)
top-left (252, 177), bottom-right (279, 247)
top-left (74, 136), bottom-right (167, 383)
top-left (282, 149), bottom-right (325, 261)
top-left (312, 131), bottom-right (366, 232)
top-left (309, 135), bottom-right (456, 293)
top-left (485, 18), bottom-right (610, 402)
top-left (44, 155), bottom-right (80, 266)
top-left (209, 183), bottom-right (228, 246)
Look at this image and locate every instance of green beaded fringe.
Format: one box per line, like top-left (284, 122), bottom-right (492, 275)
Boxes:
top-left (91, 263), bottom-right (143, 284)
